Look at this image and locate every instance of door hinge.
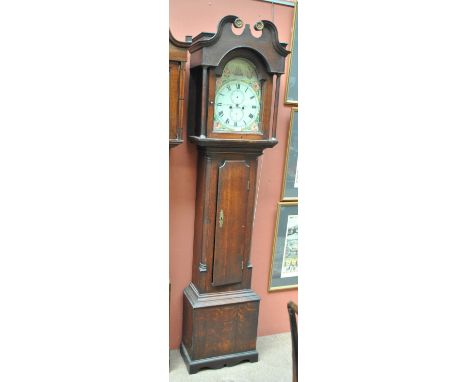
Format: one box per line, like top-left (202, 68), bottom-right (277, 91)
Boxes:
top-left (241, 260), bottom-right (244, 270)
top-left (247, 180), bottom-right (250, 191)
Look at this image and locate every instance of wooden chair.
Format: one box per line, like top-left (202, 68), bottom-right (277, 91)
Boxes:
top-left (287, 301), bottom-right (298, 382)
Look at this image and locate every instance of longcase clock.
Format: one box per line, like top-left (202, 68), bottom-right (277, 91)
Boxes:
top-left (181, 16), bottom-right (289, 373)
top-left (169, 31), bottom-right (190, 148)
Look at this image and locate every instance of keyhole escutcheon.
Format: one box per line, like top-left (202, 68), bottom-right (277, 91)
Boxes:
top-left (219, 209), bottom-right (224, 228)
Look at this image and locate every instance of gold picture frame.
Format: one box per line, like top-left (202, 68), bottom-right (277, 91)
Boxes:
top-left (259, 0), bottom-right (295, 6)
top-left (268, 201), bottom-right (298, 291)
top-left (284, 0), bottom-right (298, 105)
top-left (281, 107), bottom-right (298, 200)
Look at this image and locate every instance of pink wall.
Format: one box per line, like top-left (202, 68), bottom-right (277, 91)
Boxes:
top-left (169, 0), bottom-right (297, 349)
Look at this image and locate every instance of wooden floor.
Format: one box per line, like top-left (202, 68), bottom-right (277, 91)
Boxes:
top-left (169, 333), bottom-right (292, 382)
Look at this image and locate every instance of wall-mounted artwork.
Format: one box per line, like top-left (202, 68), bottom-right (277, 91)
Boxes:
top-left (282, 108), bottom-right (298, 200)
top-left (260, 0), bottom-right (295, 6)
top-left (269, 202), bottom-right (298, 291)
top-left (285, 1), bottom-right (298, 105)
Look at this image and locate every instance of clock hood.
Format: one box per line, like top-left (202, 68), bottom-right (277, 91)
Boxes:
top-left (189, 15), bottom-right (290, 74)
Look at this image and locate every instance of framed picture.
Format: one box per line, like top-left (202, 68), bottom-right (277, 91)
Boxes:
top-left (281, 108), bottom-right (298, 200)
top-left (259, 0), bottom-right (295, 6)
top-left (285, 1), bottom-right (298, 105)
top-left (269, 202), bottom-right (298, 291)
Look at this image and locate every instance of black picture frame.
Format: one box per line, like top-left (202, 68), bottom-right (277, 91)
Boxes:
top-left (269, 202), bottom-right (298, 291)
top-left (281, 108), bottom-right (298, 200)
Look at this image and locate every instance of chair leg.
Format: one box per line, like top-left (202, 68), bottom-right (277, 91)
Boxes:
top-left (287, 301), bottom-right (298, 382)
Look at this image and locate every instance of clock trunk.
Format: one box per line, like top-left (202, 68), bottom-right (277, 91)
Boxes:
top-left (181, 146), bottom-right (263, 373)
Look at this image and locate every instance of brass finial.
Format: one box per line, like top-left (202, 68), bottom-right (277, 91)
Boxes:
top-left (234, 18), bottom-right (244, 28)
top-left (254, 21), bottom-right (264, 31)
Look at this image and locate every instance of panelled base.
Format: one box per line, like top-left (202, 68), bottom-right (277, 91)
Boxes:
top-left (181, 283), bottom-right (260, 374)
top-left (180, 342), bottom-right (258, 374)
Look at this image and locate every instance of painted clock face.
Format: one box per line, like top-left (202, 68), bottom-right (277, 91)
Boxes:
top-left (213, 58), bottom-right (262, 133)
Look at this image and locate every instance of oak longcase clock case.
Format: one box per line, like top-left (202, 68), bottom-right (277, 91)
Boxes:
top-left (180, 16), bottom-right (289, 374)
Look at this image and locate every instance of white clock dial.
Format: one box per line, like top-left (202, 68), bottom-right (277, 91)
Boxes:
top-left (213, 57), bottom-right (262, 133)
top-left (214, 81), bottom-right (260, 132)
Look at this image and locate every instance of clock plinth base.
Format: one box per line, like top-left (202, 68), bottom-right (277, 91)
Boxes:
top-left (181, 283), bottom-right (260, 374)
top-left (180, 342), bottom-right (258, 374)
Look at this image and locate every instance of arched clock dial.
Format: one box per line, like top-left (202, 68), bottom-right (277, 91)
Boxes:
top-left (213, 58), bottom-right (262, 133)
